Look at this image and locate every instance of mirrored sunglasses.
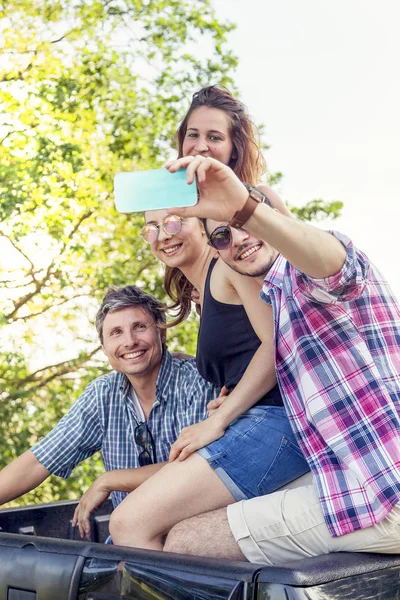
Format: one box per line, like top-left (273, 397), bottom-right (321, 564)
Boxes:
top-left (207, 225), bottom-right (233, 251)
top-left (140, 215), bottom-right (183, 244)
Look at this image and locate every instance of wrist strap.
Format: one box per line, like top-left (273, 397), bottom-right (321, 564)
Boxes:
top-left (228, 195), bottom-right (259, 229)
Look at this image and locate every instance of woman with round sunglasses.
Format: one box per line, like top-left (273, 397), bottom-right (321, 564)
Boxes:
top-left (107, 87), bottom-right (310, 551)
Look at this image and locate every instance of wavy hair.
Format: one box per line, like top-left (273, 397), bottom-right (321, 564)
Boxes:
top-left (177, 85), bottom-right (266, 185)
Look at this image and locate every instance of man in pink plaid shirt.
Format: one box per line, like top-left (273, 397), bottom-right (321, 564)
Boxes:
top-left (163, 155), bottom-right (400, 565)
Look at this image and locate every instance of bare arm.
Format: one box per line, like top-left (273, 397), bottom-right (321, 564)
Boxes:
top-left (211, 267), bottom-right (276, 428)
top-left (246, 202), bottom-right (346, 278)
top-left (167, 156), bottom-right (346, 279)
top-left (72, 463), bottom-right (165, 537)
top-left (169, 268), bottom-right (277, 461)
top-left (0, 450), bottom-right (51, 506)
top-left (257, 183), bottom-right (292, 218)
top-left (91, 463), bottom-right (165, 493)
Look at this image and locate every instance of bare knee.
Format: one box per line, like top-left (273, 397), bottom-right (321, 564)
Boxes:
top-left (109, 507), bottom-right (131, 545)
top-left (164, 520), bottom-right (193, 554)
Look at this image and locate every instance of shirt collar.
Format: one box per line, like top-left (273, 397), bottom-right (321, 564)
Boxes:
top-left (262, 254), bottom-right (287, 297)
top-left (155, 349), bottom-right (174, 402)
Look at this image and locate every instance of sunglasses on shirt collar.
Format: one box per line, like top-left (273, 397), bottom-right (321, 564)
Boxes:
top-left (134, 422), bottom-right (157, 466)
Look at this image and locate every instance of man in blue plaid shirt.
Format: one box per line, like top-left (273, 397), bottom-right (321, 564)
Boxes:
top-left (0, 286), bottom-right (218, 520)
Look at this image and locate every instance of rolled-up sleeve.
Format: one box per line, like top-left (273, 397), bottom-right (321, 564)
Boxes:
top-left (296, 231), bottom-right (369, 304)
top-left (31, 381), bottom-right (104, 478)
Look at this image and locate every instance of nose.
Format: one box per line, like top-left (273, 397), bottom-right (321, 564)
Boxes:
top-left (231, 227), bottom-right (250, 247)
top-left (193, 137), bottom-right (209, 154)
top-left (122, 330), bottom-right (138, 347)
top-left (158, 226), bottom-right (172, 242)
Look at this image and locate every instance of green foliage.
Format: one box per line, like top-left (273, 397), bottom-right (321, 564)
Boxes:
top-left (291, 199), bottom-right (343, 222)
top-left (0, 0), bottom-right (236, 506)
top-left (0, 0), bottom-right (342, 508)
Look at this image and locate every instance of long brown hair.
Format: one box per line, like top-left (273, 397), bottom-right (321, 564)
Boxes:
top-left (163, 262), bottom-right (194, 328)
top-left (165, 86), bottom-right (265, 327)
top-left (177, 85), bottom-right (266, 185)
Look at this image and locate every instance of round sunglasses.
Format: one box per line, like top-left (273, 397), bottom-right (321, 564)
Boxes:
top-left (140, 215), bottom-right (183, 244)
top-left (207, 224), bottom-right (235, 251)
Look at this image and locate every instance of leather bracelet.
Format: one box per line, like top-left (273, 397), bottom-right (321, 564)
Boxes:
top-left (228, 195), bottom-right (259, 229)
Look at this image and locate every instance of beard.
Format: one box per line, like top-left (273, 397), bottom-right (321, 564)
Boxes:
top-left (225, 254), bottom-right (278, 279)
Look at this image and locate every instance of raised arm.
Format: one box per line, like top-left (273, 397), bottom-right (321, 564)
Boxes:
top-left (167, 156), bottom-right (346, 279)
top-left (0, 450), bottom-right (50, 506)
top-left (245, 202), bottom-right (346, 278)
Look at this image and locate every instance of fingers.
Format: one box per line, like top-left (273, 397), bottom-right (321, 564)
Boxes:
top-left (191, 288), bottom-right (200, 302)
top-left (72, 506), bottom-right (79, 528)
top-left (165, 155), bottom-right (196, 180)
top-left (169, 440), bottom-right (180, 462)
top-left (165, 155), bottom-right (195, 171)
top-left (207, 392), bottom-right (228, 417)
top-left (165, 155), bottom-right (215, 184)
top-left (175, 444), bottom-right (196, 461)
top-left (207, 396), bottom-right (225, 411)
top-left (169, 427), bottom-right (198, 462)
top-left (72, 502), bottom-right (91, 539)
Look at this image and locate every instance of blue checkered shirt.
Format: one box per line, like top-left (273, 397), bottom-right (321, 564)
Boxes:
top-left (32, 351), bottom-right (218, 507)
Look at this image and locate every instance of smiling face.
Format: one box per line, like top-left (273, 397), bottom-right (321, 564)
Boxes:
top-left (206, 219), bottom-right (278, 279)
top-left (182, 106), bottom-right (234, 165)
top-left (101, 306), bottom-right (165, 382)
top-left (144, 209), bottom-right (207, 269)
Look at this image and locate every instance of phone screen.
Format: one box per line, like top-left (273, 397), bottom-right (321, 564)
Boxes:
top-left (114, 169), bottom-right (197, 213)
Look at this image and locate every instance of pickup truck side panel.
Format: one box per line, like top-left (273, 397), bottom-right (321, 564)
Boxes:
top-left (1, 500), bottom-right (400, 600)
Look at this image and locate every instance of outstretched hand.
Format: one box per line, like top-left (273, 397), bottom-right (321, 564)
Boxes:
top-left (72, 477), bottom-right (111, 539)
top-left (165, 156), bottom-right (248, 222)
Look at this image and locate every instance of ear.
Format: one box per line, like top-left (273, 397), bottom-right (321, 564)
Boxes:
top-left (101, 345), bottom-right (106, 355)
top-left (160, 327), bottom-right (167, 345)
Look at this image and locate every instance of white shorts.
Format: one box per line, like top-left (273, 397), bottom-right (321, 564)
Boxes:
top-left (227, 473), bottom-right (400, 565)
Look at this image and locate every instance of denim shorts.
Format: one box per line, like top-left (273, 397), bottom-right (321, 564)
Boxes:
top-left (197, 405), bottom-right (310, 501)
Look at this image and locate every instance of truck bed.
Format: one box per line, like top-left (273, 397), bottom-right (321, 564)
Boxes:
top-left (1, 499), bottom-right (399, 600)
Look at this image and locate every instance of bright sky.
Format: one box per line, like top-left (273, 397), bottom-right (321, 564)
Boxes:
top-left (2, 1), bottom-right (399, 369)
top-left (213, 0), bottom-right (400, 295)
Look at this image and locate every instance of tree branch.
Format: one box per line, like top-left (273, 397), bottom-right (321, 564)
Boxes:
top-left (5, 346), bottom-right (102, 391)
top-left (0, 231), bottom-right (35, 272)
top-left (49, 33), bottom-right (70, 44)
top-left (11, 292), bottom-right (91, 322)
top-left (3, 209), bottom-right (94, 321)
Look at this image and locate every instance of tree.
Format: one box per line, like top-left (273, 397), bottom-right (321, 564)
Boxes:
top-left (0, 0), bottom-right (236, 505)
top-left (0, 0), bottom-right (342, 507)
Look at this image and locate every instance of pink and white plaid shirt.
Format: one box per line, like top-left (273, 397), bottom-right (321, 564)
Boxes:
top-left (261, 231), bottom-right (400, 537)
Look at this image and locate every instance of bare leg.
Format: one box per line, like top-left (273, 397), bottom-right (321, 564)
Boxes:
top-left (164, 507), bottom-right (247, 561)
top-left (164, 472), bottom-right (315, 559)
top-left (109, 453), bottom-right (235, 550)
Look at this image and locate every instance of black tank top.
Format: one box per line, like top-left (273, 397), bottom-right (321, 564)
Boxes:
top-left (196, 258), bottom-right (283, 406)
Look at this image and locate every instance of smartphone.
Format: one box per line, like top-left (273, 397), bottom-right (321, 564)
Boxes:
top-left (114, 168), bottom-right (197, 213)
